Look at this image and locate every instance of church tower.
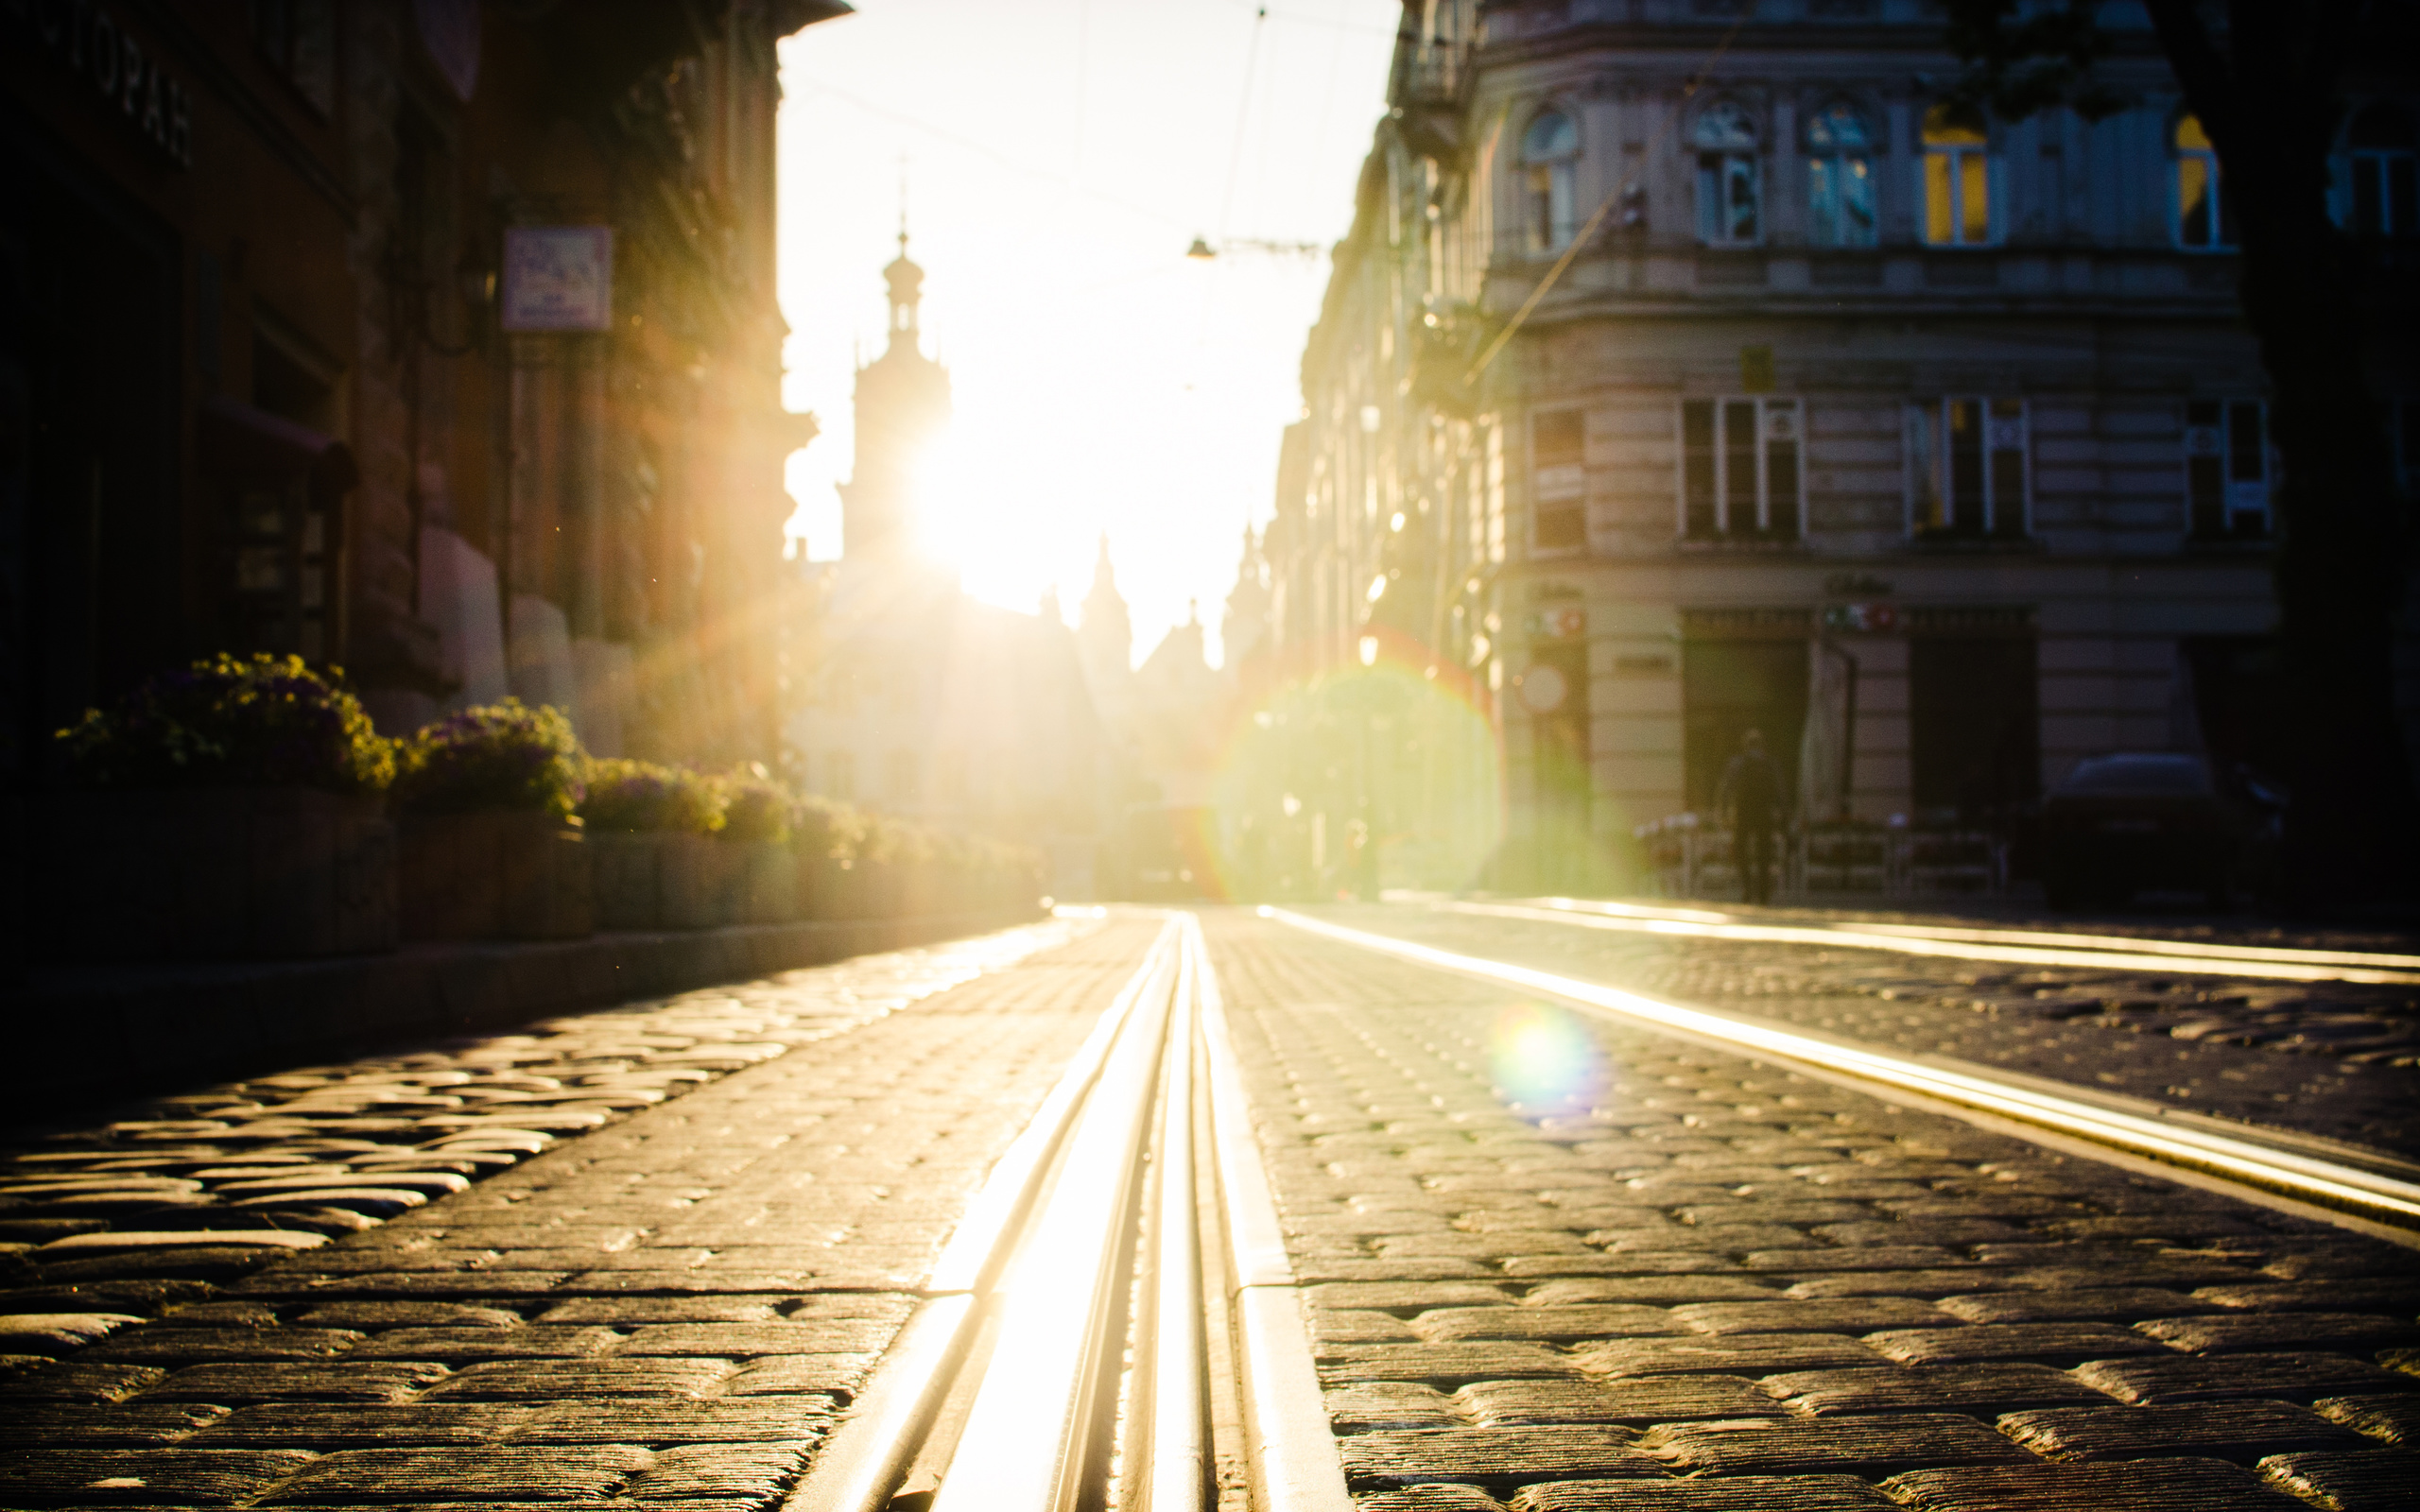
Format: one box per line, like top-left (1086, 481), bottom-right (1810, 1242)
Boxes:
top-left (1076, 533), bottom-right (1134, 721)
top-left (838, 225), bottom-right (952, 558)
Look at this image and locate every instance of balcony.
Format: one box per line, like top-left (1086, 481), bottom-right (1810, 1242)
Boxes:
top-left (1393, 43), bottom-right (1472, 164)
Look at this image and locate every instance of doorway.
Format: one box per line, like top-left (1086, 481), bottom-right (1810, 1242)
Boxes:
top-left (1682, 638), bottom-right (1808, 816)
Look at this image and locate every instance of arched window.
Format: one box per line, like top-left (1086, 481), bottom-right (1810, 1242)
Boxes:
top-left (2173, 113), bottom-right (2233, 249)
top-left (2348, 105), bottom-right (2417, 238)
top-left (1806, 102), bottom-right (1876, 248)
top-left (1921, 104), bottom-right (1993, 246)
top-left (1522, 111), bottom-right (1580, 252)
top-left (1694, 100), bottom-right (1760, 246)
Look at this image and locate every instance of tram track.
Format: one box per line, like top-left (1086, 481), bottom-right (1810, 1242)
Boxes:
top-left (1446, 897), bottom-right (2420, 986)
top-left (1267, 907), bottom-right (2420, 1246)
top-left (789, 914), bottom-right (1350, 1512)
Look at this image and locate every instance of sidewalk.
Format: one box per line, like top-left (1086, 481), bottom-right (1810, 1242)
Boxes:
top-left (4, 910), bottom-right (1038, 1123)
top-left (0, 916), bottom-right (1162, 1506)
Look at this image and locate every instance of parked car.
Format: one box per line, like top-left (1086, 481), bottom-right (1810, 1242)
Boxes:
top-left (2040, 752), bottom-right (2280, 911)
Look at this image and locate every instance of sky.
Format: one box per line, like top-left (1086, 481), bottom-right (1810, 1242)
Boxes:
top-left (773, 0), bottom-right (1402, 668)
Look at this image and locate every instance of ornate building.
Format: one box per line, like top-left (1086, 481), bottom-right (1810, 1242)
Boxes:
top-left (786, 243), bottom-right (1108, 895)
top-left (1269, 0), bottom-right (2418, 890)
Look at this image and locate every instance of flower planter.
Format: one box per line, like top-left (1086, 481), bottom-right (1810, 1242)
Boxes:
top-left (590, 832), bottom-right (664, 930)
top-left (39, 788), bottom-right (395, 962)
top-left (660, 833), bottom-right (742, 930)
top-left (738, 841), bottom-right (798, 923)
top-left (400, 813), bottom-right (593, 940)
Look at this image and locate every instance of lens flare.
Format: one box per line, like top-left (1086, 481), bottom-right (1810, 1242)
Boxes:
top-left (1488, 1002), bottom-right (1602, 1111)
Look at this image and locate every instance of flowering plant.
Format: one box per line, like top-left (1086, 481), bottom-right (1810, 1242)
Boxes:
top-left (55, 652), bottom-right (393, 793)
top-left (392, 699), bottom-right (585, 818)
top-left (579, 758), bottom-right (725, 833)
top-left (792, 795), bottom-right (865, 862)
top-left (718, 768), bottom-right (793, 844)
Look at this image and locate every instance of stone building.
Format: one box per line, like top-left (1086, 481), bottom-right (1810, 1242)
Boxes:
top-left (2, 0), bottom-right (838, 785)
top-left (785, 241), bottom-right (1108, 897)
top-left (1270, 0), bottom-right (2419, 887)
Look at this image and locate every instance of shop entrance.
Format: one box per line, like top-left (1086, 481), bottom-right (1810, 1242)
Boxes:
top-left (1910, 636), bottom-right (2040, 827)
top-left (1682, 638), bottom-right (1808, 816)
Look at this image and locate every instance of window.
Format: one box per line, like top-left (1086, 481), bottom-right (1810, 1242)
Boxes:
top-left (2185, 399), bottom-right (2271, 538)
top-left (1531, 409), bottom-right (1586, 551)
top-left (1522, 111), bottom-right (1580, 252)
top-left (2174, 113), bottom-right (2235, 249)
top-left (824, 750), bottom-right (856, 803)
top-left (1806, 102), bottom-right (1876, 248)
top-left (1908, 398), bottom-right (2028, 538)
top-left (2347, 105), bottom-right (2417, 239)
top-left (1921, 104), bottom-right (1993, 246)
top-left (1694, 101), bottom-right (1760, 246)
top-left (1680, 398), bottom-right (1802, 540)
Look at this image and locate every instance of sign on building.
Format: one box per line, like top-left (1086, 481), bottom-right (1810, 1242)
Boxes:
top-left (501, 227), bottom-right (614, 332)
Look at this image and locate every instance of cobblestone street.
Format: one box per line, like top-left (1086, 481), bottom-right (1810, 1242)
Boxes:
top-left (3, 904), bottom-right (2417, 1510)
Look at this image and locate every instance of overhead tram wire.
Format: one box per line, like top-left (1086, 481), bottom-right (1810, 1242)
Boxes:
top-left (1464, 11), bottom-right (1754, 382)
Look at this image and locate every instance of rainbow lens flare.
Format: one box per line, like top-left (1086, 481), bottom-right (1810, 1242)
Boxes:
top-left (1488, 1002), bottom-right (1603, 1111)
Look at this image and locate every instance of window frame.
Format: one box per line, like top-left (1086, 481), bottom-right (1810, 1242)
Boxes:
top-left (1905, 397), bottom-right (2031, 540)
top-left (2184, 397), bottom-right (2273, 540)
top-left (1677, 396), bottom-right (1805, 541)
top-left (1920, 105), bottom-right (1996, 248)
top-left (2344, 104), bottom-right (2419, 240)
top-left (1693, 99), bottom-right (1763, 248)
top-left (1520, 109), bottom-right (1582, 254)
top-left (2172, 112), bottom-right (2236, 251)
top-left (1805, 102), bottom-right (1877, 249)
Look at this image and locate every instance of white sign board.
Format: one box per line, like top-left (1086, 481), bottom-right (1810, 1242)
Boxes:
top-left (501, 226), bottom-right (614, 332)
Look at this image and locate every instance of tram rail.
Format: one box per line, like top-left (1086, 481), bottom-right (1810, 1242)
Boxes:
top-left (788, 914), bottom-right (1350, 1512)
top-left (1270, 907), bottom-right (2420, 1246)
top-left (1443, 897), bottom-right (2420, 987)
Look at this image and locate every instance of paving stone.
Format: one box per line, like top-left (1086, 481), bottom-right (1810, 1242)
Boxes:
top-left (2195, 1280), bottom-right (2420, 1314)
top-left (1576, 1333), bottom-right (1883, 1377)
top-left (142, 1362), bottom-right (452, 1401)
top-left (348, 1325), bottom-right (624, 1360)
top-left (416, 1358), bottom-right (735, 1399)
top-left (1508, 1476), bottom-right (1897, 1510)
top-left (1327, 1383), bottom-right (1462, 1432)
top-left (290, 1303), bottom-right (526, 1331)
top-left (1319, 1345), bottom-right (1583, 1384)
top-left (0, 1448), bottom-right (319, 1505)
top-left (187, 1403), bottom-right (539, 1445)
top-left (1336, 1426), bottom-right (1659, 1487)
top-left (2256, 1447), bottom-right (2420, 1511)
top-left (1936, 1288), bottom-right (2210, 1324)
top-left (2316, 1393), bottom-right (2420, 1445)
top-left (1863, 1322), bottom-right (2170, 1365)
top-left (2073, 1352), bottom-right (2420, 1404)
top-left (77, 1327), bottom-right (369, 1364)
top-left (1636, 1414), bottom-right (2031, 1475)
top-left (1762, 1363), bottom-right (2117, 1416)
top-left (1309, 1283), bottom-right (1515, 1312)
top-left (2001, 1400), bottom-right (2370, 1462)
top-left (0, 1402), bottom-right (230, 1447)
top-left (0, 1311), bottom-right (150, 1354)
top-left (1413, 1307), bottom-right (1682, 1342)
top-left (2135, 1312), bottom-right (2420, 1353)
top-left (257, 1445), bottom-right (648, 1502)
top-left (0, 1362), bottom-right (171, 1401)
top-left (1879, 1457), bottom-right (2314, 1509)
top-left (1316, 1311), bottom-right (1429, 1345)
top-left (722, 1354), bottom-right (875, 1397)
top-left (1357, 1486), bottom-right (1509, 1512)
top-left (1669, 1298), bottom-right (1953, 1334)
top-left (1452, 1377), bottom-right (1778, 1427)
top-left (1515, 1279), bottom-right (1777, 1306)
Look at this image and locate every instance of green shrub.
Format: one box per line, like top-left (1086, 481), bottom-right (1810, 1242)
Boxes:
top-left (55, 651), bottom-right (393, 793)
top-left (718, 768), bottom-right (793, 844)
top-left (393, 699), bottom-right (585, 818)
top-left (579, 758), bottom-right (724, 833)
top-left (792, 795), bottom-right (864, 862)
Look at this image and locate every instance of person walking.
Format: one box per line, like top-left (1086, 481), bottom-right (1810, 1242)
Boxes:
top-left (1718, 728), bottom-right (1786, 906)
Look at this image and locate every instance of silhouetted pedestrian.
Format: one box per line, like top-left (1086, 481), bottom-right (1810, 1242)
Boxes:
top-left (1718, 728), bottom-right (1785, 906)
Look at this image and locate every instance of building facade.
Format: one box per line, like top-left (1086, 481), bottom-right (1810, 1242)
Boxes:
top-left (2, 0), bottom-right (837, 792)
top-left (1270, 0), bottom-right (2419, 889)
top-left (784, 243), bottom-right (1108, 896)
